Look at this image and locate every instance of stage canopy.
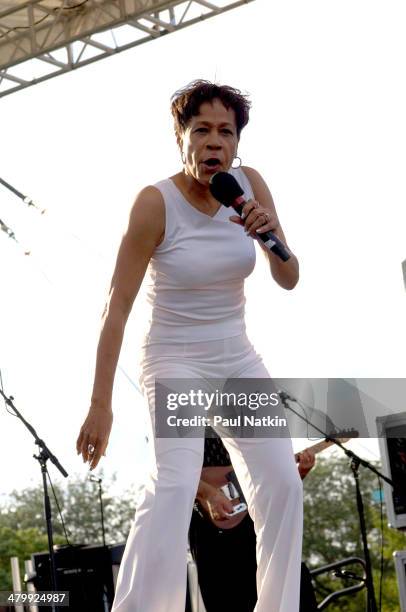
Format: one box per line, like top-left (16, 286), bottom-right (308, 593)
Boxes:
top-left (0, 0), bottom-right (253, 98)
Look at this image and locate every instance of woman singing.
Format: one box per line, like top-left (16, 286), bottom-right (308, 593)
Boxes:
top-left (76, 80), bottom-right (302, 612)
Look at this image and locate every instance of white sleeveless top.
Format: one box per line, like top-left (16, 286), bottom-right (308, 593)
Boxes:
top-left (143, 167), bottom-right (256, 345)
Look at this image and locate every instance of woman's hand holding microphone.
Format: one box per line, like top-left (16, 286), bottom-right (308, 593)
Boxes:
top-left (229, 198), bottom-right (280, 237)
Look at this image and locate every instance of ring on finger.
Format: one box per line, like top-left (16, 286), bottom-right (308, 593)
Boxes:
top-left (88, 444), bottom-right (95, 454)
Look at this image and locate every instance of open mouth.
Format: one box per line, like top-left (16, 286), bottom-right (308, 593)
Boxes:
top-left (202, 158), bottom-right (221, 170)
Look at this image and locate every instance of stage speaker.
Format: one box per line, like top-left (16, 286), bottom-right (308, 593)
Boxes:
top-left (30, 541), bottom-right (202, 610)
top-left (376, 413), bottom-right (406, 529)
top-left (30, 544), bottom-right (115, 611)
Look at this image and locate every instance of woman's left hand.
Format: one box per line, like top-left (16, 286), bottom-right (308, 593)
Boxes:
top-left (229, 199), bottom-right (279, 237)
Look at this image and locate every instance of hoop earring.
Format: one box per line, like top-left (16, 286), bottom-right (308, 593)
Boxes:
top-left (181, 151), bottom-right (186, 165)
top-left (232, 156), bottom-right (242, 169)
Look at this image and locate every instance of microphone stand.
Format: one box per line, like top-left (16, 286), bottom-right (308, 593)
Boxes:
top-left (0, 388), bottom-right (68, 612)
top-left (89, 475), bottom-right (110, 611)
top-left (278, 391), bottom-right (394, 612)
top-left (89, 475), bottom-right (106, 547)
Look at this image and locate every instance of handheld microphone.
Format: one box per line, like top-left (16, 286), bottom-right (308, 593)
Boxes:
top-left (209, 172), bottom-right (291, 262)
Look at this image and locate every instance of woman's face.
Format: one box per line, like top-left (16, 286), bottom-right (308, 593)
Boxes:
top-left (180, 98), bottom-right (239, 186)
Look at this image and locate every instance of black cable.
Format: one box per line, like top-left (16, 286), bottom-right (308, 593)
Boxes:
top-left (44, 467), bottom-right (92, 608)
top-left (1, 370), bottom-right (103, 605)
top-left (46, 468), bottom-right (73, 547)
top-left (0, 12), bottom-right (49, 40)
top-left (276, 383), bottom-right (316, 442)
top-left (377, 475), bottom-right (384, 612)
top-left (1, 370), bottom-right (72, 545)
top-left (296, 397), bottom-right (319, 442)
top-left (57, 0), bottom-right (89, 10)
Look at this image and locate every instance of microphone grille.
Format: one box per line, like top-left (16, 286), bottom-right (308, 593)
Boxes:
top-left (209, 172), bottom-right (244, 207)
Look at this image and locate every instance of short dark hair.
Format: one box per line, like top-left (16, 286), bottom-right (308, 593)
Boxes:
top-left (170, 79), bottom-right (251, 149)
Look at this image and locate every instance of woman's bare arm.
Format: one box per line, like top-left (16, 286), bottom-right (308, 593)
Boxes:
top-left (76, 185), bottom-right (164, 469)
top-left (242, 166), bottom-right (299, 290)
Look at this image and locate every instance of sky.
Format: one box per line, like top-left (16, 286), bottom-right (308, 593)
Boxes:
top-left (1, 0), bottom-right (406, 507)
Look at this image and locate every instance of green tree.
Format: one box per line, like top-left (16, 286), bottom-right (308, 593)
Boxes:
top-left (303, 453), bottom-right (406, 611)
top-left (0, 470), bottom-right (138, 590)
top-left (0, 527), bottom-right (65, 591)
top-left (1, 457), bottom-right (405, 610)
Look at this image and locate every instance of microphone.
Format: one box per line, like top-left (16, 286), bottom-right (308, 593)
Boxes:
top-left (277, 390), bottom-right (294, 402)
top-left (209, 172), bottom-right (291, 262)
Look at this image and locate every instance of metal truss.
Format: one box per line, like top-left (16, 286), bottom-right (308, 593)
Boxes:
top-left (0, 0), bottom-right (254, 98)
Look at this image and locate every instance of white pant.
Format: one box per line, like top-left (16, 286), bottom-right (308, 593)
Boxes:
top-left (112, 333), bottom-right (303, 612)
